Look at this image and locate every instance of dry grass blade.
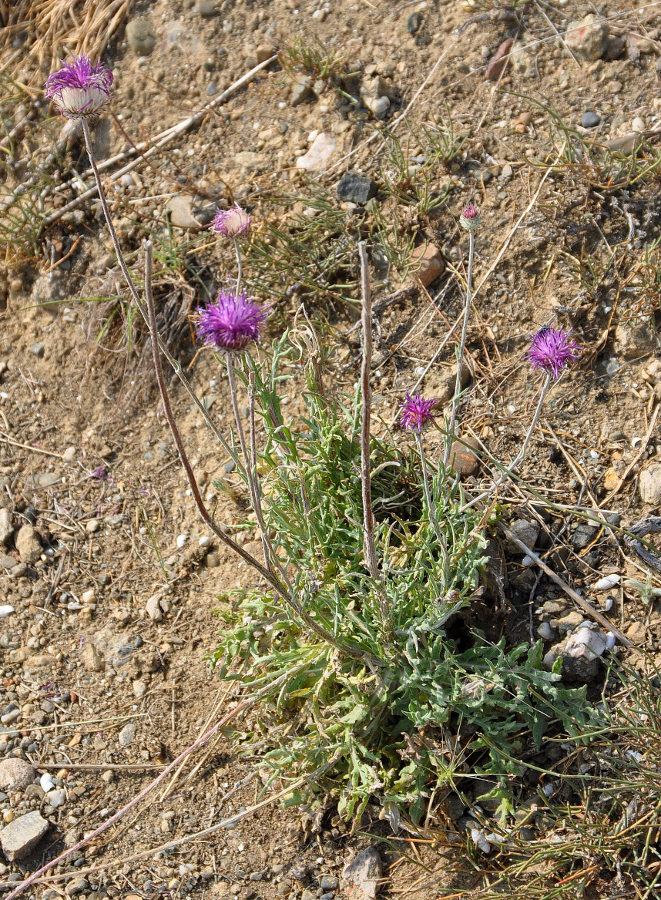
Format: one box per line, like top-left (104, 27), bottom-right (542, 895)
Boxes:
top-left (0, 0), bottom-right (134, 84)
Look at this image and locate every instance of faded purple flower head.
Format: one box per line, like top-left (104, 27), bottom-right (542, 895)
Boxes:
top-left (459, 204), bottom-right (481, 232)
top-left (400, 394), bottom-right (437, 432)
top-left (212, 205), bottom-right (251, 239)
top-left (45, 56), bottom-right (113, 119)
top-left (196, 290), bottom-right (267, 351)
top-left (527, 326), bottom-right (581, 379)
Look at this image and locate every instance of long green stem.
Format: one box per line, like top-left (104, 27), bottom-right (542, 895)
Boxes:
top-left (416, 431), bottom-right (449, 579)
top-left (444, 230), bottom-right (474, 464)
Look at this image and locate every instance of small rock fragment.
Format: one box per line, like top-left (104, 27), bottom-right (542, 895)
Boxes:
top-left (485, 38), bottom-right (513, 81)
top-left (0, 508), bottom-right (13, 545)
top-left (119, 722), bottom-right (138, 748)
top-left (448, 439), bottom-right (480, 477)
top-left (290, 74), bottom-right (314, 106)
top-left (165, 195), bottom-right (200, 229)
top-left (337, 172), bottom-right (378, 205)
top-left (593, 573), bottom-right (620, 591)
top-left (197, 0), bottom-right (216, 16)
top-left (409, 242), bottom-right (444, 287)
top-left (571, 523), bottom-right (598, 550)
top-left (508, 518), bottom-right (539, 552)
top-left (81, 641), bottom-right (105, 672)
top-left (146, 594), bottom-right (164, 622)
top-left (342, 846), bottom-right (382, 900)
top-left (15, 524), bottom-right (42, 564)
top-left (0, 758), bottom-right (35, 792)
top-left (566, 14), bottom-right (609, 61)
top-left (639, 461), bottom-right (661, 506)
top-left (126, 17), bottom-right (156, 56)
top-left (29, 343), bottom-right (45, 357)
top-left (0, 811), bottom-right (49, 861)
top-left (296, 133), bottom-right (337, 172)
top-left (581, 110), bottom-right (600, 128)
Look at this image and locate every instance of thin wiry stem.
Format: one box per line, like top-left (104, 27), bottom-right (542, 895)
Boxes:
top-left (461, 371), bottom-right (552, 512)
top-left (81, 118), bottom-right (233, 460)
top-left (358, 241), bottom-right (380, 582)
top-left (143, 241), bottom-right (370, 662)
top-left (415, 431), bottom-right (449, 578)
top-left (233, 235), bottom-right (243, 298)
top-left (445, 229), bottom-right (474, 464)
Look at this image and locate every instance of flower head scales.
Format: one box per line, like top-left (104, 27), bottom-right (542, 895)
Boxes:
top-left (459, 204), bottom-right (481, 232)
top-left (527, 326), bottom-right (580, 379)
top-left (212, 205), bottom-right (251, 239)
top-left (196, 290), bottom-right (267, 351)
top-left (45, 56), bottom-right (113, 119)
top-left (400, 394), bottom-right (437, 432)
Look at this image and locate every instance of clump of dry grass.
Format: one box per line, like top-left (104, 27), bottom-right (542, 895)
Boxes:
top-left (0, 0), bottom-right (133, 85)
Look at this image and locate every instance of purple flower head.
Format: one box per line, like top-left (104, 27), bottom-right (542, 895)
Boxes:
top-left (527, 326), bottom-right (581, 379)
top-left (400, 394), bottom-right (437, 432)
top-left (212, 205), bottom-right (251, 239)
top-left (196, 290), bottom-right (267, 352)
top-left (459, 204), bottom-right (481, 232)
top-left (45, 56), bottom-right (113, 119)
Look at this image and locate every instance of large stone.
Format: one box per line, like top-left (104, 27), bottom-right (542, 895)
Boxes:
top-left (0, 811), bottom-right (49, 861)
top-left (337, 172), bottom-right (378, 205)
top-left (448, 437), bottom-right (480, 477)
top-left (0, 758), bottom-right (35, 792)
top-left (342, 846), bottom-right (382, 900)
top-left (566, 14), bottom-right (609, 61)
top-left (15, 524), bottom-right (41, 564)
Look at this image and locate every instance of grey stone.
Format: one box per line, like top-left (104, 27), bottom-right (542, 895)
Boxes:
top-left (29, 343), bottom-right (45, 357)
top-left (342, 846), bottom-right (382, 900)
top-left (81, 642), bottom-right (105, 672)
top-left (337, 173), bottom-right (378, 205)
top-left (545, 626), bottom-right (607, 683)
top-left (0, 508), bottom-right (13, 545)
top-left (0, 553), bottom-right (18, 570)
top-left (614, 322), bottom-right (658, 359)
top-left (572, 523), bottom-right (598, 550)
top-left (206, 83), bottom-right (218, 95)
top-left (508, 518), bottom-right (539, 552)
top-left (581, 110), bottom-right (600, 128)
top-left (15, 524), bottom-right (41, 564)
top-left (291, 75), bottom-right (314, 106)
top-left (0, 758), bottom-right (35, 792)
top-left (197, 0), bottom-right (216, 16)
top-left (639, 461), bottom-right (661, 506)
top-left (0, 811), bottom-right (49, 861)
top-left (119, 722), bottom-right (137, 748)
top-left (126, 18), bottom-right (156, 56)
top-left (407, 11), bottom-right (423, 35)
top-left (66, 876), bottom-right (90, 896)
top-left (320, 875), bottom-right (339, 890)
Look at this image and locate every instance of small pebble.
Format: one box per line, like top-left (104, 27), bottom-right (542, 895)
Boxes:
top-left (581, 110), bottom-right (600, 128)
top-left (176, 534), bottom-right (187, 548)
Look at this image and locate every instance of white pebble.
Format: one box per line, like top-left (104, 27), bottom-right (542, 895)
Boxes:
top-left (537, 621), bottom-right (554, 640)
top-left (605, 632), bottom-right (616, 649)
top-left (198, 535), bottom-right (211, 548)
top-left (632, 116), bottom-right (645, 132)
top-left (521, 554), bottom-right (534, 567)
top-left (176, 534), bottom-right (188, 548)
top-left (470, 827), bottom-right (491, 853)
top-left (40, 773), bottom-right (55, 792)
top-left (601, 595), bottom-right (614, 612)
top-left (594, 574), bottom-right (620, 591)
top-left (0, 605), bottom-right (14, 617)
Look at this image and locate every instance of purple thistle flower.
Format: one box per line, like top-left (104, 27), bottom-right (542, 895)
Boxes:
top-left (212, 205), bottom-right (251, 239)
top-left (400, 394), bottom-right (437, 432)
top-left (45, 56), bottom-right (113, 119)
top-left (459, 204), bottom-right (481, 232)
top-left (527, 326), bottom-right (581, 379)
top-left (196, 290), bottom-right (267, 351)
